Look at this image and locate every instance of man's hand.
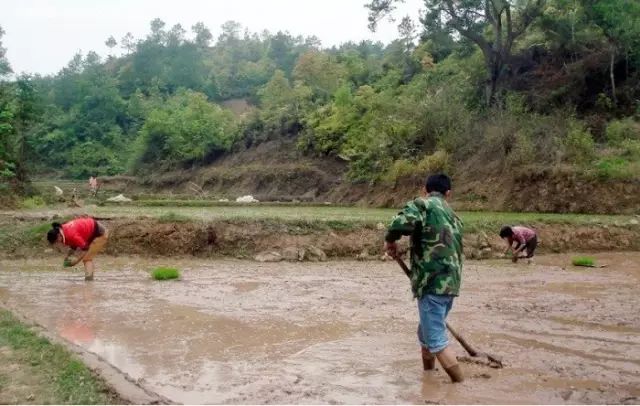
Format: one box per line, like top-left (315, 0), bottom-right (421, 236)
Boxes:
top-left (385, 241), bottom-right (399, 259)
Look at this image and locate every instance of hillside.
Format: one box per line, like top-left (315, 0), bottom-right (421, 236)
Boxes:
top-left (1, 1), bottom-right (639, 212)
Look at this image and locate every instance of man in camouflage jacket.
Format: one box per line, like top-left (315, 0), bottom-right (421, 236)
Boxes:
top-left (385, 173), bottom-right (464, 383)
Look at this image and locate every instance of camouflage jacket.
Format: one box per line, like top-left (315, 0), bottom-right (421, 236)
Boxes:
top-left (385, 192), bottom-right (464, 298)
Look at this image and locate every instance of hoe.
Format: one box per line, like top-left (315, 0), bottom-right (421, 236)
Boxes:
top-left (395, 257), bottom-right (504, 368)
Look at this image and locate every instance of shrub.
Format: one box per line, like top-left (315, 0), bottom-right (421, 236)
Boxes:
top-left (606, 118), bottom-right (640, 145)
top-left (131, 90), bottom-right (238, 173)
top-left (572, 256), bottom-right (595, 267)
top-left (382, 159), bottom-right (414, 183)
top-left (620, 139), bottom-right (640, 159)
top-left (416, 150), bottom-right (450, 174)
top-left (21, 196), bottom-right (46, 209)
top-left (382, 150), bottom-right (450, 183)
top-left (593, 157), bottom-right (640, 180)
top-left (564, 122), bottom-right (595, 164)
top-left (506, 132), bottom-right (535, 167)
top-left (151, 267), bottom-right (180, 280)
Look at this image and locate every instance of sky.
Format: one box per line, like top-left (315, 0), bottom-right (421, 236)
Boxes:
top-left (2, 0), bottom-right (423, 76)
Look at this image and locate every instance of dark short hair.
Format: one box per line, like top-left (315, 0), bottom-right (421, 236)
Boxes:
top-left (499, 226), bottom-right (513, 238)
top-left (47, 222), bottom-right (62, 244)
top-left (425, 174), bottom-right (452, 194)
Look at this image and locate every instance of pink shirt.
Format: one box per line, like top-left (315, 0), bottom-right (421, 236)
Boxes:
top-left (511, 226), bottom-right (536, 245)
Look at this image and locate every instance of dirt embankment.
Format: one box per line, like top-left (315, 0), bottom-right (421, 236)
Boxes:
top-left (119, 141), bottom-right (639, 214)
top-left (5, 218), bottom-right (640, 261)
top-left (106, 220), bottom-right (640, 260)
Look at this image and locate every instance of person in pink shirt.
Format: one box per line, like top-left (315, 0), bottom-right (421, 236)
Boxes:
top-left (499, 225), bottom-right (537, 262)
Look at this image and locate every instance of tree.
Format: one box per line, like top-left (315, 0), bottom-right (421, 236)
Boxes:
top-left (0, 27), bottom-right (15, 186)
top-left (293, 51), bottom-right (345, 99)
top-left (167, 24), bottom-right (186, 47)
top-left (120, 32), bottom-right (136, 54)
top-left (583, 0), bottom-right (640, 105)
top-left (132, 90), bottom-right (238, 171)
top-left (12, 75), bottom-right (40, 182)
top-left (367, 0), bottom-right (546, 105)
top-left (192, 22), bottom-right (212, 47)
top-left (149, 18), bottom-right (167, 44)
top-left (219, 21), bottom-right (242, 43)
top-left (105, 35), bottom-right (117, 57)
top-left (398, 16), bottom-right (417, 53)
top-left (0, 26), bottom-right (11, 77)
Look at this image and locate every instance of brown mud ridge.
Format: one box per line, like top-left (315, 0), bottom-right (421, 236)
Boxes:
top-left (0, 253), bottom-right (639, 404)
top-left (111, 140), bottom-right (640, 214)
top-left (6, 217), bottom-right (640, 261)
top-left (103, 220), bottom-right (640, 261)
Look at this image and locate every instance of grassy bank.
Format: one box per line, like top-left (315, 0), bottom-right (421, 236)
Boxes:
top-left (5, 203), bottom-right (637, 228)
top-left (0, 309), bottom-right (122, 404)
top-left (1, 204), bottom-right (639, 259)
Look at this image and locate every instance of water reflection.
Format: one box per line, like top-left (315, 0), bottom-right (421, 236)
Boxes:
top-left (55, 283), bottom-right (146, 378)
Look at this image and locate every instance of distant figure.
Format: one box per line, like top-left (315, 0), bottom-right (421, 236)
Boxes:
top-left (89, 176), bottom-right (98, 197)
top-left (47, 217), bottom-right (109, 281)
top-left (499, 225), bottom-right (537, 262)
top-left (69, 187), bottom-right (82, 207)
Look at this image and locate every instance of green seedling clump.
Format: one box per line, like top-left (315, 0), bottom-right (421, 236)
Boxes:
top-left (572, 256), bottom-right (595, 267)
top-left (151, 267), bottom-right (181, 280)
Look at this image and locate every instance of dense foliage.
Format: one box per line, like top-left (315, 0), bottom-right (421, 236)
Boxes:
top-left (0, 0), bottom-right (639, 192)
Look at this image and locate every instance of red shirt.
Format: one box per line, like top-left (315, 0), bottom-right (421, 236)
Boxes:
top-left (62, 218), bottom-right (96, 250)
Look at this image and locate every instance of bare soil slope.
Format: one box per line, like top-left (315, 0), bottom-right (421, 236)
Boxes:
top-left (127, 141), bottom-right (640, 214)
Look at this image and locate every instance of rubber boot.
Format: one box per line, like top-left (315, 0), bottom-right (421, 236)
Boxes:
top-left (421, 347), bottom-right (436, 371)
top-left (443, 364), bottom-right (464, 383)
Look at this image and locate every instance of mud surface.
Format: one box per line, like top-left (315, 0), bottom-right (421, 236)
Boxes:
top-left (0, 253), bottom-right (639, 404)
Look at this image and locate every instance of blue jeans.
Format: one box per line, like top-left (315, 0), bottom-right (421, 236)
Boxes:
top-left (417, 294), bottom-right (454, 353)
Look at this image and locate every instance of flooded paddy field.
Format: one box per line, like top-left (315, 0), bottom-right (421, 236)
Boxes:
top-left (0, 253), bottom-right (638, 404)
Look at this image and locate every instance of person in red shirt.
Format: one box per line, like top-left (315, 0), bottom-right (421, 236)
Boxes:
top-left (499, 225), bottom-right (538, 263)
top-left (47, 217), bottom-right (109, 281)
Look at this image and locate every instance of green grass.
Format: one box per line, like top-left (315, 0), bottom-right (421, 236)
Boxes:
top-left (151, 267), bottom-right (180, 280)
top-left (572, 256), bottom-right (596, 267)
top-left (157, 211), bottom-right (191, 223)
top-left (21, 196), bottom-right (46, 209)
top-left (3, 203), bottom-right (636, 231)
top-left (0, 309), bottom-right (120, 404)
top-left (592, 157), bottom-right (639, 180)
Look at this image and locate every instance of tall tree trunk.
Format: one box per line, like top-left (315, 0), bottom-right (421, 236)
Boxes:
top-left (610, 45), bottom-right (617, 105)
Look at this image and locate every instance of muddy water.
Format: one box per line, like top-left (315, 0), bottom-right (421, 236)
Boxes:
top-left (0, 254), bottom-right (639, 404)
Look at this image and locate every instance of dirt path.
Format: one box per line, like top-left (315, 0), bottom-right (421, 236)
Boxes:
top-left (0, 253), bottom-right (639, 404)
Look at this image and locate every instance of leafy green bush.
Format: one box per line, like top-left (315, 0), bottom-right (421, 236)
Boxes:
top-left (620, 139), bottom-right (640, 159)
top-left (151, 267), bottom-right (180, 280)
top-left (564, 122), bottom-right (595, 164)
top-left (594, 157), bottom-right (640, 180)
top-left (572, 256), bottom-right (595, 267)
top-left (131, 90), bottom-right (238, 172)
top-left (417, 150), bottom-right (450, 174)
top-left (21, 196), bottom-right (46, 209)
top-left (606, 118), bottom-right (640, 145)
top-left (383, 159), bottom-right (414, 183)
top-left (382, 150), bottom-right (450, 183)
top-left (506, 132), bottom-right (535, 167)
top-left (67, 140), bottom-right (126, 179)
